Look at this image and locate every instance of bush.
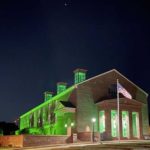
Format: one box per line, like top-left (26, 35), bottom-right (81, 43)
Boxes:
top-left (19, 128), bottom-right (30, 134)
top-left (0, 128), bottom-right (3, 135)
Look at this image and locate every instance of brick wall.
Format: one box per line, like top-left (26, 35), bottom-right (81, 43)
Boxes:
top-left (23, 135), bottom-right (70, 147)
top-left (0, 135), bottom-right (71, 147)
top-left (76, 85), bottom-right (98, 133)
top-left (0, 135), bottom-right (23, 147)
top-left (97, 99), bottom-right (144, 140)
top-left (77, 132), bottom-right (100, 142)
top-left (142, 104), bottom-right (149, 136)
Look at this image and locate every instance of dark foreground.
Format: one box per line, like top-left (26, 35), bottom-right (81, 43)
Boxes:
top-left (1, 141), bottom-right (150, 150)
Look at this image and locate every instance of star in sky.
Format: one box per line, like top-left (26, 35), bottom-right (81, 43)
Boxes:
top-left (64, 2), bottom-right (68, 7)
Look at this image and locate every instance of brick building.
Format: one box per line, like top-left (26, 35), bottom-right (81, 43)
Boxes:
top-left (19, 69), bottom-right (149, 141)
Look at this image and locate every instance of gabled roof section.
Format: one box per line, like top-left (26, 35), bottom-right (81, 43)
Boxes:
top-left (76, 69), bottom-right (148, 104)
top-left (60, 101), bottom-right (76, 108)
top-left (20, 85), bottom-right (75, 118)
top-left (113, 69), bottom-right (148, 96)
top-left (78, 69), bottom-right (148, 96)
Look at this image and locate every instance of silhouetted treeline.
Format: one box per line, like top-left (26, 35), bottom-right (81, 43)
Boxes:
top-left (148, 97), bottom-right (150, 125)
top-left (0, 122), bottom-right (18, 135)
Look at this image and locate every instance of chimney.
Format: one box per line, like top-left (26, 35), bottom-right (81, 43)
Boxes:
top-left (44, 91), bottom-right (53, 102)
top-left (73, 68), bottom-right (87, 84)
top-left (57, 82), bottom-right (67, 94)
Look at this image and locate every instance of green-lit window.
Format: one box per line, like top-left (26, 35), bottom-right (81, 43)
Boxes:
top-left (74, 72), bottom-right (86, 84)
top-left (79, 72), bottom-right (85, 83)
top-left (111, 110), bottom-right (117, 137)
top-left (132, 112), bottom-right (140, 138)
top-left (122, 111), bottom-right (129, 138)
top-left (45, 106), bottom-right (48, 122)
top-left (42, 107), bottom-right (45, 124)
top-left (34, 111), bottom-right (37, 127)
top-left (75, 73), bottom-right (79, 84)
top-left (57, 85), bottom-right (66, 94)
top-left (99, 111), bottom-right (105, 133)
top-left (30, 114), bottom-right (34, 128)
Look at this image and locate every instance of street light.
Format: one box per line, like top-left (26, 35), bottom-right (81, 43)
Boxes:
top-left (92, 118), bottom-right (96, 123)
top-left (91, 118), bottom-right (96, 142)
top-left (71, 122), bottom-right (74, 127)
top-left (65, 123), bottom-right (74, 135)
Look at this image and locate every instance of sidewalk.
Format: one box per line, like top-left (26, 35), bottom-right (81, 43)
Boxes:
top-left (1, 140), bottom-right (150, 150)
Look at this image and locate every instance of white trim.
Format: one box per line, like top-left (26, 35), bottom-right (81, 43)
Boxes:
top-left (113, 69), bottom-right (148, 97)
top-left (96, 97), bottom-right (144, 105)
top-left (77, 69), bottom-right (115, 86)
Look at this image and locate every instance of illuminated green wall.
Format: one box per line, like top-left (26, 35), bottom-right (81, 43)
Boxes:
top-left (19, 86), bottom-right (75, 135)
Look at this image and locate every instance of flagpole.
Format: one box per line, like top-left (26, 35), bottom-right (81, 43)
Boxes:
top-left (117, 79), bottom-right (120, 143)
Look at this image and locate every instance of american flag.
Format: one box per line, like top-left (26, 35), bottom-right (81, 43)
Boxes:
top-left (117, 82), bottom-right (132, 99)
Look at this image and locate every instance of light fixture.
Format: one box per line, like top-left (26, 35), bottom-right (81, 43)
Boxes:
top-left (71, 122), bottom-right (74, 127)
top-left (92, 118), bottom-right (96, 123)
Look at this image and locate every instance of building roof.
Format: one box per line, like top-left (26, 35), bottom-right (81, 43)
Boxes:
top-left (60, 101), bottom-right (76, 108)
top-left (78, 69), bottom-right (148, 96)
top-left (20, 86), bottom-right (75, 118)
top-left (75, 69), bottom-right (148, 104)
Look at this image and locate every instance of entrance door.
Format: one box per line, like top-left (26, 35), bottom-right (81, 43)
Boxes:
top-left (132, 112), bottom-right (140, 138)
top-left (67, 126), bottom-right (71, 135)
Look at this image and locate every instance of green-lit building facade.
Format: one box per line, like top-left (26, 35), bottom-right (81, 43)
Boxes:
top-left (19, 69), bottom-right (149, 140)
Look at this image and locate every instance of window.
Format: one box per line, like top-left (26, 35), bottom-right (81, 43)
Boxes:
top-left (74, 72), bottom-right (86, 84)
top-left (122, 111), bottom-right (129, 138)
top-left (30, 114), bottom-right (34, 128)
top-left (111, 110), bottom-right (117, 137)
top-left (132, 112), bottom-right (140, 138)
top-left (99, 111), bottom-right (105, 133)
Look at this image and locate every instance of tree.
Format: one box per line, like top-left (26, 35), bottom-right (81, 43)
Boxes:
top-left (0, 122), bottom-right (18, 135)
top-left (0, 128), bottom-right (3, 135)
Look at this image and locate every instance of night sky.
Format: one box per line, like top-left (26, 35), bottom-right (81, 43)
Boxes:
top-left (0, 0), bottom-right (150, 122)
